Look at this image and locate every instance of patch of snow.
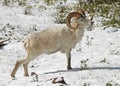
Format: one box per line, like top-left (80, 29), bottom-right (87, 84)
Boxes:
top-left (0, 0), bottom-right (120, 86)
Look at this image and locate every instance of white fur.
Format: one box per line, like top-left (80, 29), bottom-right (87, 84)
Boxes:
top-left (11, 15), bottom-right (92, 78)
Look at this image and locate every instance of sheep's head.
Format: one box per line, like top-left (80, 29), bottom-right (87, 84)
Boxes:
top-left (65, 8), bottom-right (93, 31)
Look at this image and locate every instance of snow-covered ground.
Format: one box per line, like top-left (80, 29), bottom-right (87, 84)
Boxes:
top-left (0, 1), bottom-right (120, 86)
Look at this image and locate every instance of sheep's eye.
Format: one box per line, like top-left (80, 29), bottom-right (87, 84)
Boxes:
top-left (81, 19), bottom-right (84, 21)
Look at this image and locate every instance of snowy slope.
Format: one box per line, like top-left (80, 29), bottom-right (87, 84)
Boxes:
top-left (1, 27), bottom-right (120, 86)
top-left (0, 1), bottom-right (120, 86)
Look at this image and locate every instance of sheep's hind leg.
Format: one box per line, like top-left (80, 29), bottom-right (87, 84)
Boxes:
top-left (11, 58), bottom-right (30, 78)
top-left (11, 60), bottom-right (21, 78)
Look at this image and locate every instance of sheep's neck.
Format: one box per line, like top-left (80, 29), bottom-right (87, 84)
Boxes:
top-left (74, 26), bottom-right (84, 43)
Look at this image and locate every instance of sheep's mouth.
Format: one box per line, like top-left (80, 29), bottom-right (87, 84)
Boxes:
top-left (87, 21), bottom-right (94, 31)
top-left (87, 14), bottom-right (94, 31)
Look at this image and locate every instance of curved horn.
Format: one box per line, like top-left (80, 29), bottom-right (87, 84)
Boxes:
top-left (65, 12), bottom-right (81, 30)
top-left (77, 8), bottom-right (86, 18)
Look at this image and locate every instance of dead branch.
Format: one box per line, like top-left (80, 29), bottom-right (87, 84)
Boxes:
top-left (0, 39), bottom-right (9, 47)
top-left (52, 77), bottom-right (67, 85)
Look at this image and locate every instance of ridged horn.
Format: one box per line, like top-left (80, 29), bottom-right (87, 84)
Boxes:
top-left (77, 8), bottom-right (86, 18)
top-left (65, 12), bottom-right (81, 30)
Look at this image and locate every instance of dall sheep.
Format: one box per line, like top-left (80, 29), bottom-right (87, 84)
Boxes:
top-left (11, 8), bottom-right (93, 78)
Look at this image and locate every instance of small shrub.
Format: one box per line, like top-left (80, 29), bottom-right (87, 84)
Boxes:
top-left (44, 0), bottom-right (54, 5)
top-left (38, 5), bottom-right (47, 12)
top-left (4, 0), bottom-right (9, 6)
top-left (80, 59), bottom-right (89, 70)
top-left (18, 0), bottom-right (27, 6)
top-left (83, 83), bottom-right (90, 86)
top-left (24, 5), bottom-right (32, 15)
top-left (106, 83), bottom-right (112, 86)
top-left (55, 5), bottom-right (68, 24)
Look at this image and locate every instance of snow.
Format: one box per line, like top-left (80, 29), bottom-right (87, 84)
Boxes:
top-left (0, 1), bottom-right (120, 86)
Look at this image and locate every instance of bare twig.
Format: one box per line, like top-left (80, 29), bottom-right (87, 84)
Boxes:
top-left (52, 77), bottom-right (67, 85)
top-left (0, 39), bottom-right (9, 47)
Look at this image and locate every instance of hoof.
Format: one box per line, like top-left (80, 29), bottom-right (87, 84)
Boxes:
top-left (11, 74), bottom-right (16, 80)
top-left (11, 73), bottom-right (15, 78)
top-left (24, 74), bottom-right (29, 77)
top-left (12, 77), bottom-right (17, 80)
top-left (67, 67), bottom-right (72, 70)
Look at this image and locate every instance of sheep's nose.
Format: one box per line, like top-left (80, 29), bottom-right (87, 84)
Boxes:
top-left (91, 21), bottom-right (94, 24)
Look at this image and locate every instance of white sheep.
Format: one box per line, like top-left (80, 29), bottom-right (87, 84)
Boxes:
top-left (11, 8), bottom-right (93, 78)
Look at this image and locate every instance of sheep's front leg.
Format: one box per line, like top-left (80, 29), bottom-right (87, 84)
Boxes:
top-left (66, 50), bottom-right (72, 70)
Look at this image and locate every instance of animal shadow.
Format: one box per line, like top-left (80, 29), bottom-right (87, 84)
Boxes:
top-left (44, 66), bottom-right (120, 74)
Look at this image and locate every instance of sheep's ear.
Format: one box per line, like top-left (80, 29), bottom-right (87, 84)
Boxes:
top-left (90, 15), bottom-right (94, 21)
top-left (90, 13), bottom-right (95, 21)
